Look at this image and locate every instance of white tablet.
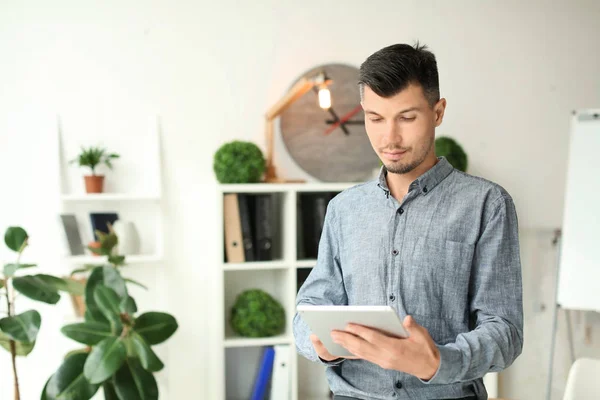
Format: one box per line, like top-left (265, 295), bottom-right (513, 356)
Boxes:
top-left (296, 305), bottom-right (409, 357)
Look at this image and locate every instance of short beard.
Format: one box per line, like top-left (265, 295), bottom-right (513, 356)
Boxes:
top-left (383, 136), bottom-right (433, 175)
top-left (385, 159), bottom-right (423, 175)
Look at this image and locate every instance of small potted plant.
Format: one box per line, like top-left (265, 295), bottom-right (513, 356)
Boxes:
top-left (70, 146), bottom-right (120, 193)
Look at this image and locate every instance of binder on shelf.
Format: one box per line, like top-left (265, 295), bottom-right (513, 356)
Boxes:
top-left (299, 192), bottom-right (336, 259)
top-left (238, 194), bottom-right (255, 262)
top-left (269, 344), bottom-right (291, 400)
top-left (250, 346), bottom-right (275, 400)
top-left (254, 194), bottom-right (273, 261)
top-left (223, 194), bottom-right (245, 263)
top-left (59, 214), bottom-right (85, 256)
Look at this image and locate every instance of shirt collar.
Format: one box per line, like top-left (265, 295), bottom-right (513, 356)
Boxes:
top-left (376, 156), bottom-right (454, 197)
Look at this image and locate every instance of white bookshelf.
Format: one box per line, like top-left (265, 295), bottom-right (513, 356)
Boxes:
top-left (55, 115), bottom-right (165, 268)
top-left (215, 182), bottom-right (356, 400)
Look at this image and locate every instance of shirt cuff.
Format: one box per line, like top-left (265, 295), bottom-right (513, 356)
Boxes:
top-left (419, 344), bottom-right (463, 385)
top-left (318, 356), bottom-right (345, 366)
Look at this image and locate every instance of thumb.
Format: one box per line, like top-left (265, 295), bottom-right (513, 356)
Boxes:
top-left (403, 315), bottom-right (420, 335)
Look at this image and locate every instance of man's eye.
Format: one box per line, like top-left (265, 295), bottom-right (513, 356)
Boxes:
top-left (400, 116), bottom-right (416, 121)
top-left (370, 118), bottom-right (383, 123)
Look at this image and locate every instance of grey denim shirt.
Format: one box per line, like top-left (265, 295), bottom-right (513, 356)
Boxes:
top-left (293, 157), bottom-right (524, 400)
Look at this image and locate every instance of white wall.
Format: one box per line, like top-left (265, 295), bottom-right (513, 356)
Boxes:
top-left (1, 1), bottom-right (600, 399)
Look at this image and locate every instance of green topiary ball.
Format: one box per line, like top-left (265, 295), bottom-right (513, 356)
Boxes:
top-left (435, 136), bottom-right (468, 172)
top-left (230, 289), bottom-right (285, 337)
top-left (213, 141), bottom-right (266, 184)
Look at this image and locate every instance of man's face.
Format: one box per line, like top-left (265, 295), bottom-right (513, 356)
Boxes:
top-left (361, 83), bottom-right (446, 175)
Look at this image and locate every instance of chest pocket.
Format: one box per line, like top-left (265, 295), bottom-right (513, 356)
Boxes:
top-left (402, 236), bottom-right (475, 322)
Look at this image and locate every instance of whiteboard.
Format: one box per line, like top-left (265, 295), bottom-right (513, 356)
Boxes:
top-left (557, 110), bottom-right (600, 312)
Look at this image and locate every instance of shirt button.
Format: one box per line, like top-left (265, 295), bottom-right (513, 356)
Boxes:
top-left (392, 249), bottom-right (399, 256)
top-left (389, 294), bottom-right (395, 301)
top-left (395, 381), bottom-right (403, 389)
top-left (398, 208), bottom-right (404, 214)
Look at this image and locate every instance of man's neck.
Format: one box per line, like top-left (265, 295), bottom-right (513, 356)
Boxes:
top-left (386, 155), bottom-right (439, 201)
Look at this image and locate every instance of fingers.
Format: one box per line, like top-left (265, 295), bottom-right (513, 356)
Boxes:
top-left (310, 334), bottom-right (337, 362)
top-left (344, 323), bottom-right (390, 345)
top-left (331, 330), bottom-right (377, 359)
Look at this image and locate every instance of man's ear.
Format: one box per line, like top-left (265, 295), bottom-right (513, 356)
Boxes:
top-left (434, 98), bottom-right (447, 127)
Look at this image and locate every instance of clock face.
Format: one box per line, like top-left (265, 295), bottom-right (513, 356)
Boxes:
top-left (279, 63), bottom-right (380, 182)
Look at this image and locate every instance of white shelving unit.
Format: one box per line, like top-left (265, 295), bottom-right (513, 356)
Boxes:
top-left (56, 115), bottom-right (165, 269)
top-left (215, 182), bottom-right (356, 400)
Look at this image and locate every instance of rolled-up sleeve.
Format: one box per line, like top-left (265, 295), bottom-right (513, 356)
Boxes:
top-left (293, 200), bottom-right (348, 364)
top-left (422, 194), bottom-right (524, 385)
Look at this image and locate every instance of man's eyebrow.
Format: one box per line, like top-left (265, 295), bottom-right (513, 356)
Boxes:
top-left (364, 107), bottom-right (420, 117)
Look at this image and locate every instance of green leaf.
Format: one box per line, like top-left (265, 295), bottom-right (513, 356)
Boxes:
top-left (94, 285), bottom-right (123, 334)
top-left (124, 278), bottom-right (148, 291)
top-left (102, 266), bottom-right (127, 298)
top-left (12, 275), bottom-right (60, 304)
top-left (84, 266), bottom-right (127, 326)
top-left (101, 233), bottom-right (118, 255)
top-left (0, 331), bottom-right (35, 356)
top-left (3, 263), bottom-right (36, 276)
top-left (61, 322), bottom-right (113, 345)
top-left (84, 336), bottom-right (127, 384)
top-left (113, 358), bottom-right (158, 400)
top-left (45, 352), bottom-right (99, 400)
top-left (65, 348), bottom-right (91, 359)
top-left (36, 274), bottom-right (85, 296)
top-left (133, 312), bottom-right (178, 345)
top-left (108, 255), bottom-right (125, 266)
top-left (41, 375), bottom-right (51, 400)
top-left (4, 226), bottom-right (28, 252)
top-left (120, 296), bottom-right (137, 314)
top-left (0, 310), bottom-right (41, 343)
top-left (130, 333), bottom-right (163, 372)
top-left (70, 264), bottom-right (98, 275)
top-left (103, 381), bottom-right (119, 400)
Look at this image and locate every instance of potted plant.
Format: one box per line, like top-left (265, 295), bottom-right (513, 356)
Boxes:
top-left (0, 226), bottom-right (84, 400)
top-left (213, 140), bottom-right (266, 183)
top-left (435, 136), bottom-right (468, 172)
top-left (70, 146), bottom-right (120, 193)
top-left (43, 228), bottom-right (179, 399)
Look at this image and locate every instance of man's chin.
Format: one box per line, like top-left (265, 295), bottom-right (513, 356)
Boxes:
top-left (385, 161), bottom-right (416, 175)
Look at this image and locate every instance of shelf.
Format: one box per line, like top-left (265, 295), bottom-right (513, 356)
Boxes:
top-left (223, 261), bottom-right (290, 271)
top-left (64, 254), bottom-right (163, 265)
top-left (218, 182), bottom-right (356, 194)
top-left (223, 334), bottom-right (292, 348)
top-left (296, 260), bottom-right (317, 268)
top-left (61, 193), bottom-right (161, 202)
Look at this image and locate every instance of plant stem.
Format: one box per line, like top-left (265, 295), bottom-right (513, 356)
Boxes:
top-left (6, 280), bottom-right (20, 400)
top-left (6, 253), bottom-right (22, 400)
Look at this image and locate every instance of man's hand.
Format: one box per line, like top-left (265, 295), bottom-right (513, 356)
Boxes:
top-left (310, 334), bottom-right (360, 362)
top-left (330, 316), bottom-right (441, 380)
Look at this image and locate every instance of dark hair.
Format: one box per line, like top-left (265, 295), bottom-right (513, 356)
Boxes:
top-left (358, 42), bottom-right (440, 107)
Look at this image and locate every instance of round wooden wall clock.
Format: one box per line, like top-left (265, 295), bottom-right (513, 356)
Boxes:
top-left (279, 63), bottom-right (380, 182)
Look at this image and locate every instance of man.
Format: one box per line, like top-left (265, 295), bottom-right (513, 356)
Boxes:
top-left (293, 43), bottom-right (523, 400)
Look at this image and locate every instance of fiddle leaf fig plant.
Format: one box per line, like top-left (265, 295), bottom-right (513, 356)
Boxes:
top-left (0, 227), bottom-right (84, 400)
top-left (43, 228), bottom-right (178, 399)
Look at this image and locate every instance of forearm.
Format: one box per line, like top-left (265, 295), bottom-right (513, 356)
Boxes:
top-left (424, 314), bottom-right (523, 385)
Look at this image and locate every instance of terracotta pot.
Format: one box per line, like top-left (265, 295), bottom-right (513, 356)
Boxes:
top-left (88, 241), bottom-right (101, 256)
top-left (84, 175), bottom-right (104, 193)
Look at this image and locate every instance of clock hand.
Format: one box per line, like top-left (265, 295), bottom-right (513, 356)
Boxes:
top-left (325, 107), bottom-right (349, 135)
top-left (324, 104), bottom-right (363, 135)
